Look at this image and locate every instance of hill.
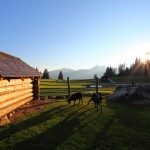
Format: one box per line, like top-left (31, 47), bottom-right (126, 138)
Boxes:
top-left (49, 65), bottom-right (106, 79)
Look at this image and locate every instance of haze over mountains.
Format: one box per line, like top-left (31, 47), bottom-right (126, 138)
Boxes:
top-left (49, 65), bottom-right (106, 80)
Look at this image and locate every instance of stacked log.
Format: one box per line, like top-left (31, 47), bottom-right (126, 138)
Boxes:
top-left (0, 78), bottom-right (33, 118)
top-left (33, 77), bottom-right (40, 100)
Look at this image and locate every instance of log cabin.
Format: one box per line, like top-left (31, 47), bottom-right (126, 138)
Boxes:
top-left (0, 51), bottom-right (41, 122)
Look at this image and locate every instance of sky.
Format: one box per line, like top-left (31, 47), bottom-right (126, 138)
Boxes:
top-left (0, 0), bottom-right (150, 72)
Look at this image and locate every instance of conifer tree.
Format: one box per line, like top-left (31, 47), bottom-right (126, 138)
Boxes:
top-left (94, 74), bottom-right (97, 80)
top-left (58, 71), bottom-right (63, 80)
top-left (42, 69), bottom-right (50, 79)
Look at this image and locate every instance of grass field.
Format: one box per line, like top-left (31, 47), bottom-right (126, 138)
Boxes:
top-left (0, 77), bottom-right (150, 150)
top-left (40, 76), bottom-right (150, 98)
top-left (0, 98), bottom-right (150, 150)
top-left (110, 76), bottom-right (150, 84)
top-left (40, 79), bottom-right (115, 98)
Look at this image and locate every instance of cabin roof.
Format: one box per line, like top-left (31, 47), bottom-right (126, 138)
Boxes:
top-left (0, 51), bottom-right (41, 78)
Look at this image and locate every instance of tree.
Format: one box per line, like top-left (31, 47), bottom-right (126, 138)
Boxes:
top-left (58, 71), bottom-right (63, 80)
top-left (144, 59), bottom-right (150, 81)
top-left (101, 75), bottom-right (108, 82)
top-left (35, 67), bottom-right (38, 71)
top-left (42, 69), bottom-right (50, 79)
top-left (130, 57), bottom-right (144, 76)
top-left (104, 66), bottom-right (116, 77)
top-left (118, 63), bottom-right (126, 76)
top-left (94, 74), bottom-right (97, 80)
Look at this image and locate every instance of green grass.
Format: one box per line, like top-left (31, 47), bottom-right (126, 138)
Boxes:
top-left (0, 98), bottom-right (150, 150)
top-left (111, 76), bottom-right (150, 84)
top-left (40, 79), bottom-right (115, 97)
top-left (1, 77), bottom-right (149, 149)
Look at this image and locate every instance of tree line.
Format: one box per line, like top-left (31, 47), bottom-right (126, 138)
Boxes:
top-left (39, 57), bottom-right (150, 80)
top-left (104, 57), bottom-right (150, 78)
top-left (42, 69), bottom-right (63, 80)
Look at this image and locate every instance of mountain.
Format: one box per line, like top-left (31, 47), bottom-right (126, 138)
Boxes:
top-left (49, 65), bottom-right (106, 80)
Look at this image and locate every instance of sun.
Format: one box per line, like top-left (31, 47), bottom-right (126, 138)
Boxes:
top-left (137, 51), bottom-right (150, 63)
top-left (128, 43), bottom-right (150, 65)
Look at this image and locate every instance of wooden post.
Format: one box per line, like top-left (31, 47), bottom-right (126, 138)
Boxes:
top-left (33, 77), bottom-right (40, 100)
top-left (132, 79), bottom-right (135, 87)
top-left (67, 77), bottom-right (70, 97)
top-left (96, 77), bottom-right (98, 94)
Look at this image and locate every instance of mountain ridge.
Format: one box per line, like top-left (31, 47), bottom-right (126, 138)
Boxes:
top-left (49, 65), bottom-right (106, 79)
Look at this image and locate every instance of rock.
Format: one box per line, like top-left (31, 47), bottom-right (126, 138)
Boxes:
top-left (106, 86), bottom-right (143, 102)
top-left (142, 85), bottom-right (150, 92)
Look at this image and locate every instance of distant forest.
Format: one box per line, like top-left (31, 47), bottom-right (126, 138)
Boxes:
top-left (104, 57), bottom-right (150, 77)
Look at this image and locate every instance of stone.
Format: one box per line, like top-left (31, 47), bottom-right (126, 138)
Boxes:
top-left (106, 86), bottom-right (143, 102)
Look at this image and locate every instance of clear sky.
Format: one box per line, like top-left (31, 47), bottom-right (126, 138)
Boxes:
top-left (0, 0), bottom-right (150, 72)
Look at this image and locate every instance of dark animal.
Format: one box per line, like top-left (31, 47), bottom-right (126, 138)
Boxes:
top-left (88, 93), bottom-right (103, 113)
top-left (67, 92), bottom-right (83, 106)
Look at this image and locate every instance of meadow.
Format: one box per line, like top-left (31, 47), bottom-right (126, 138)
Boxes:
top-left (40, 79), bottom-right (115, 98)
top-left (0, 77), bottom-right (150, 150)
top-left (111, 76), bottom-right (150, 84)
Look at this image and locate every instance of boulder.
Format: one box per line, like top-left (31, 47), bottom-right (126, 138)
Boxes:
top-left (106, 86), bottom-right (143, 102)
top-left (142, 85), bottom-right (150, 92)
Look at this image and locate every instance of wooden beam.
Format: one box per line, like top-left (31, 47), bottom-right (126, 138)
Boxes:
top-left (0, 97), bottom-right (33, 118)
top-left (0, 93), bottom-right (33, 110)
top-left (0, 89), bottom-right (33, 103)
top-left (33, 77), bottom-right (40, 100)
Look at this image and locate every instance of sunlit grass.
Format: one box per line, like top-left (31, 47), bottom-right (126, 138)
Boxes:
top-left (40, 79), bottom-right (115, 97)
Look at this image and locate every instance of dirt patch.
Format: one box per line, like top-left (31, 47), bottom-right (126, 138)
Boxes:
top-left (9, 99), bottom-right (53, 123)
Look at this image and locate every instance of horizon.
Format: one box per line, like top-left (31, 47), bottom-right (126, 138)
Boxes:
top-left (0, 0), bottom-right (150, 72)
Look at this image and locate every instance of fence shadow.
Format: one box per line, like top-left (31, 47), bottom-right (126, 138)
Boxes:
top-left (13, 105), bottom-right (95, 150)
top-left (0, 104), bottom-right (68, 141)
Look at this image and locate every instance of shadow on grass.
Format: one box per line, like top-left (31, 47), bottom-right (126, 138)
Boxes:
top-left (86, 99), bottom-right (150, 150)
top-left (86, 115), bottom-right (116, 150)
top-left (0, 102), bottom-right (99, 150)
top-left (19, 102), bottom-right (53, 110)
top-left (10, 99), bottom-right (149, 150)
top-left (12, 105), bottom-right (95, 150)
top-left (0, 104), bottom-right (68, 141)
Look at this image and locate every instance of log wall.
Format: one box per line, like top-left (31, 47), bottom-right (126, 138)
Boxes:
top-left (0, 78), bottom-right (34, 118)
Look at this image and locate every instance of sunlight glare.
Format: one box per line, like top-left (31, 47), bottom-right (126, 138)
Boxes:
top-left (125, 43), bottom-right (150, 66)
top-left (138, 51), bottom-right (150, 63)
